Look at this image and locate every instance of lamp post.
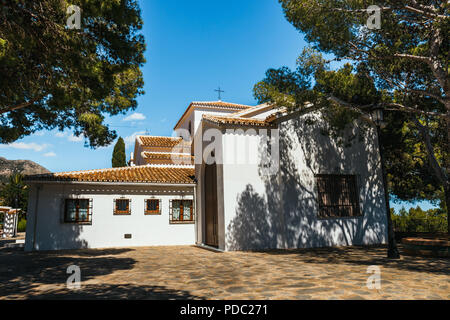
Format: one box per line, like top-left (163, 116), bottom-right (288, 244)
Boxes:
top-left (371, 106), bottom-right (400, 259)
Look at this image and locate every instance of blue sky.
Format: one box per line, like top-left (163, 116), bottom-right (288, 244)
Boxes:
top-left (1, 0), bottom-right (304, 172)
top-left (0, 0), bottom-right (437, 212)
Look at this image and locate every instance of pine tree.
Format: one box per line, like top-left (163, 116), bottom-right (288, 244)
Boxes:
top-left (112, 137), bottom-right (127, 168)
top-left (0, 1), bottom-right (145, 148)
top-left (0, 172), bottom-right (28, 220)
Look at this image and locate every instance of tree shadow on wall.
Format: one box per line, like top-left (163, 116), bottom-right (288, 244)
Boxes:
top-left (227, 113), bottom-right (387, 251)
top-left (226, 185), bottom-right (276, 251)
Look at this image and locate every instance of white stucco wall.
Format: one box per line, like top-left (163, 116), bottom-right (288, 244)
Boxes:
top-left (192, 108), bottom-right (238, 133)
top-left (25, 183), bottom-right (195, 251)
top-left (176, 107), bottom-right (244, 137)
top-left (220, 113), bottom-right (388, 251)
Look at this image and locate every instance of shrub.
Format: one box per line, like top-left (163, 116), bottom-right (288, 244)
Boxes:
top-left (392, 206), bottom-right (448, 233)
top-left (17, 219), bottom-right (26, 233)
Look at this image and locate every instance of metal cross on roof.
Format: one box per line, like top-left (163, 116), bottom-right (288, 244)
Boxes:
top-left (215, 87), bottom-right (225, 101)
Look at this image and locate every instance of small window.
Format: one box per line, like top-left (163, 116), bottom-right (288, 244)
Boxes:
top-left (65, 199), bottom-right (92, 224)
top-left (316, 175), bottom-right (361, 218)
top-left (170, 200), bottom-right (194, 223)
top-left (145, 199), bottom-right (161, 215)
top-left (114, 199), bottom-right (131, 215)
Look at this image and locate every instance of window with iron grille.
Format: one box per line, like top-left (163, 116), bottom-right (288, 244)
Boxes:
top-left (316, 175), bottom-right (361, 218)
top-left (169, 199), bottom-right (194, 224)
top-left (145, 199), bottom-right (161, 215)
top-left (114, 199), bottom-right (131, 215)
top-left (64, 199), bottom-right (92, 224)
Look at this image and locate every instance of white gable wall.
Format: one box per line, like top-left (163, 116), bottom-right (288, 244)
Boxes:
top-left (25, 184), bottom-right (195, 251)
top-left (176, 107), bottom-right (247, 137)
top-left (218, 112), bottom-right (388, 251)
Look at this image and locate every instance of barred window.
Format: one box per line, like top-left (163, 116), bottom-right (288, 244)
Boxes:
top-left (316, 175), bottom-right (361, 218)
top-left (145, 199), bottom-right (161, 215)
top-left (170, 200), bottom-right (194, 223)
top-left (114, 199), bottom-right (131, 215)
top-left (65, 199), bottom-right (92, 224)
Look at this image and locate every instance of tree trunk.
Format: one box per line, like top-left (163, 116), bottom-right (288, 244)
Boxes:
top-left (413, 114), bottom-right (450, 233)
top-left (377, 126), bottom-right (400, 259)
top-left (445, 185), bottom-right (450, 234)
top-left (445, 114), bottom-right (450, 234)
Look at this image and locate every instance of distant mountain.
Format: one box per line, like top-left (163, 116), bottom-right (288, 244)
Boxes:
top-left (0, 157), bottom-right (50, 183)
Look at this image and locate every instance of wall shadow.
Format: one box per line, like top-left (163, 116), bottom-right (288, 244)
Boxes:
top-left (227, 113), bottom-right (387, 251)
top-left (26, 185), bottom-right (90, 251)
top-left (226, 185), bottom-right (276, 251)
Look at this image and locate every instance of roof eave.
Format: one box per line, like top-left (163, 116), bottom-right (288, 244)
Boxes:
top-left (25, 180), bottom-right (197, 187)
top-left (173, 102), bottom-right (253, 130)
top-left (201, 117), bottom-right (277, 129)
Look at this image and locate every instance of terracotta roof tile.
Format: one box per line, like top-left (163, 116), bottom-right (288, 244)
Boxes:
top-left (143, 152), bottom-right (194, 165)
top-left (25, 166), bottom-right (196, 184)
top-left (202, 114), bottom-right (276, 127)
top-left (191, 101), bottom-right (253, 109)
top-left (230, 103), bottom-right (274, 117)
top-left (174, 101), bottom-right (254, 130)
top-left (139, 136), bottom-right (191, 148)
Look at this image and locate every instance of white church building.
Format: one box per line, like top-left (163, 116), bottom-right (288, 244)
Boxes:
top-left (24, 101), bottom-right (388, 251)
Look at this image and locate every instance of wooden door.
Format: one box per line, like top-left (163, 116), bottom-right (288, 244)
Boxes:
top-left (204, 164), bottom-right (219, 247)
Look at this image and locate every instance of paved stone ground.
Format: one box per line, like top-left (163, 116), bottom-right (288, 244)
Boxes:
top-left (0, 245), bottom-right (449, 300)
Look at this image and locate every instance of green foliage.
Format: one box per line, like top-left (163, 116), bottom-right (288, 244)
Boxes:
top-left (17, 219), bottom-right (26, 233)
top-left (0, 0), bottom-right (146, 148)
top-left (255, 1), bottom-right (449, 211)
top-left (0, 172), bottom-right (28, 219)
top-left (112, 136), bottom-right (127, 168)
top-left (383, 111), bottom-right (445, 202)
top-left (392, 206), bottom-right (448, 233)
top-left (254, 48), bottom-right (376, 146)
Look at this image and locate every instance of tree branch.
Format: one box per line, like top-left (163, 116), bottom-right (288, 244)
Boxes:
top-left (411, 115), bottom-right (448, 185)
top-left (328, 95), bottom-right (446, 119)
top-left (404, 5), bottom-right (448, 20)
top-left (0, 99), bottom-right (41, 115)
top-left (328, 5), bottom-right (448, 20)
top-left (428, 26), bottom-right (449, 96)
top-left (393, 53), bottom-right (432, 63)
top-left (407, 89), bottom-right (447, 105)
